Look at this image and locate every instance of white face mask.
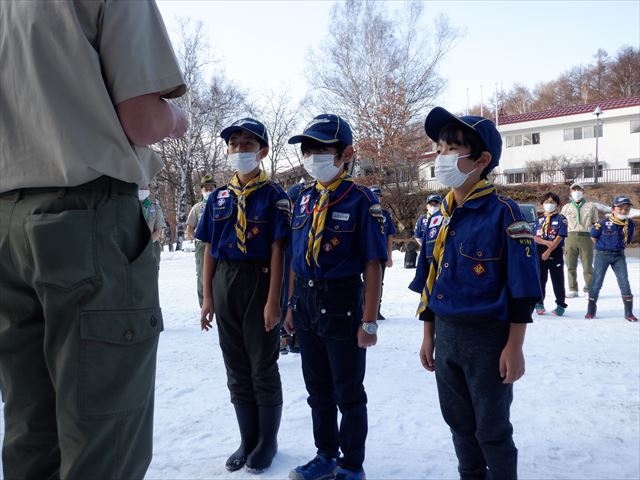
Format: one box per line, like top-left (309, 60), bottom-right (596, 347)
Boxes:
top-left (543, 203), bottom-right (557, 213)
top-left (138, 189), bottom-right (150, 201)
top-left (303, 154), bottom-right (342, 184)
top-left (434, 153), bottom-right (475, 189)
top-left (427, 205), bottom-right (440, 215)
top-left (202, 191), bottom-right (211, 201)
top-left (571, 190), bottom-right (584, 202)
top-left (228, 152), bottom-right (260, 175)
top-left (615, 213), bottom-right (629, 220)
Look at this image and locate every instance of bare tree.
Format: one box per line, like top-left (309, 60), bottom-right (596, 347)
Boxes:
top-left (306, 0), bottom-right (457, 229)
top-left (609, 46), bottom-right (640, 98)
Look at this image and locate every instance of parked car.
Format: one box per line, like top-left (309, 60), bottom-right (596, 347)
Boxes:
top-left (518, 203), bottom-right (538, 231)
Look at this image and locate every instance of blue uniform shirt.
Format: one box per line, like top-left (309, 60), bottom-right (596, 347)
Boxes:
top-left (534, 212), bottom-right (568, 251)
top-left (382, 209), bottom-right (397, 237)
top-left (414, 213), bottom-right (429, 239)
top-left (290, 181), bottom-right (388, 279)
top-left (408, 212), bottom-right (443, 293)
top-left (591, 216), bottom-right (635, 252)
top-left (195, 181), bottom-right (290, 261)
top-left (427, 194), bottom-right (541, 323)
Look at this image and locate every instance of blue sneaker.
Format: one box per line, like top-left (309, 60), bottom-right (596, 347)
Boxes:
top-left (334, 467), bottom-right (366, 480)
top-left (289, 454), bottom-right (338, 480)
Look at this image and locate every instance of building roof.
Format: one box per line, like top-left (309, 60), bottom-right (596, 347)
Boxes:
top-left (498, 96), bottom-right (640, 125)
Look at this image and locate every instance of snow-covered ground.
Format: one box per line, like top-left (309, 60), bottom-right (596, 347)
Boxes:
top-left (2, 249), bottom-right (639, 479)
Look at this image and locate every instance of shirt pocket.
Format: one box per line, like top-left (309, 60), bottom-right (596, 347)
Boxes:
top-left (456, 241), bottom-right (503, 290)
top-left (292, 213), bottom-right (310, 231)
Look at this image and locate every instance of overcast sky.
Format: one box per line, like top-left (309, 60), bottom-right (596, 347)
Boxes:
top-left (157, 0), bottom-right (640, 115)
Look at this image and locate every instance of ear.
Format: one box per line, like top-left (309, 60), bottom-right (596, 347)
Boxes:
top-left (257, 146), bottom-right (269, 161)
top-left (340, 145), bottom-right (355, 164)
top-left (477, 151), bottom-right (492, 169)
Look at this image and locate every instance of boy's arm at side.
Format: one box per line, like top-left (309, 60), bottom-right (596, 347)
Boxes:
top-left (264, 239), bottom-right (285, 331)
top-left (200, 243), bottom-right (217, 330)
top-left (500, 323), bottom-right (527, 384)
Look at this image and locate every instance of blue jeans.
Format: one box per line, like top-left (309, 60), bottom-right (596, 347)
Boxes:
top-left (434, 318), bottom-right (517, 480)
top-left (589, 250), bottom-right (631, 299)
top-left (292, 276), bottom-right (367, 471)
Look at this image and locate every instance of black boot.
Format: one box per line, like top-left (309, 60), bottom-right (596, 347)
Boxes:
top-left (245, 404), bottom-right (282, 473)
top-left (585, 297), bottom-right (597, 319)
top-left (623, 295), bottom-right (638, 322)
top-left (226, 404), bottom-right (259, 472)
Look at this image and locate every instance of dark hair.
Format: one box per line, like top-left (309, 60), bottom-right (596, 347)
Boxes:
top-left (540, 191), bottom-right (561, 205)
top-left (227, 130), bottom-right (268, 149)
top-left (300, 139), bottom-right (347, 158)
top-left (438, 123), bottom-right (489, 177)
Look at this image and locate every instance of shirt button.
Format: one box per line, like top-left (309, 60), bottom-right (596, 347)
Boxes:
top-left (228, 243), bottom-right (233, 248)
top-left (123, 329), bottom-right (134, 341)
top-left (449, 231), bottom-right (456, 236)
top-left (346, 311), bottom-right (352, 316)
top-left (308, 280), bottom-right (314, 287)
top-left (477, 251), bottom-right (483, 257)
top-left (320, 308), bottom-right (326, 314)
top-left (443, 262), bottom-right (449, 268)
top-left (437, 294), bottom-right (444, 300)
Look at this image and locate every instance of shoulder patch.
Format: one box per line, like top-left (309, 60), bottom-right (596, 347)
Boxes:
top-left (506, 221), bottom-right (533, 239)
top-left (429, 215), bottom-right (443, 228)
top-left (217, 189), bottom-right (230, 199)
top-left (369, 204), bottom-right (384, 218)
top-left (276, 198), bottom-right (291, 212)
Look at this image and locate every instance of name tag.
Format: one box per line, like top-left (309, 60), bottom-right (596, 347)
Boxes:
top-left (332, 211), bottom-right (350, 221)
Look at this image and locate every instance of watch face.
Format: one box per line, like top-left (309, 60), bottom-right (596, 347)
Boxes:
top-left (362, 322), bottom-right (378, 334)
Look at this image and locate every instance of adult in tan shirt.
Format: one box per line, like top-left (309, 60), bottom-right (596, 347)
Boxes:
top-left (560, 183), bottom-right (599, 297)
top-left (0, 1), bottom-right (187, 478)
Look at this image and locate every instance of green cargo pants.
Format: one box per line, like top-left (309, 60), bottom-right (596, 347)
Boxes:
top-left (0, 177), bottom-right (163, 480)
top-left (195, 240), bottom-right (205, 307)
top-left (564, 232), bottom-right (594, 293)
top-left (213, 260), bottom-right (282, 407)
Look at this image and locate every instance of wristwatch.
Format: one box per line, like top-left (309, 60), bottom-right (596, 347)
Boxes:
top-left (361, 321), bottom-right (378, 335)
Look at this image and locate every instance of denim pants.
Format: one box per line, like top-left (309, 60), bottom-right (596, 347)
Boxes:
top-left (292, 276), bottom-right (367, 471)
top-left (589, 250), bottom-right (632, 299)
top-left (434, 318), bottom-right (517, 480)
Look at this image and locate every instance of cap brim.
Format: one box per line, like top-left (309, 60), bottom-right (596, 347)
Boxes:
top-left (221, 125), bottom-right (267, 145)
top-left (288, 133), bottom-right (342, 145)
top-left (425, 107), bottom-right (475, 143)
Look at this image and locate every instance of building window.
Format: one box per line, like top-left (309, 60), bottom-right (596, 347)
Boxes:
top-left (563, 125), bottom-right (603, 141)
top-left (631, 118), bottom-right (640, 134)
top-left (630, 159), bottom-right (640, 175)
top-left (505, 132), bottom-right (540, 148)
top-left (506, 171), bottom-right (526, 184)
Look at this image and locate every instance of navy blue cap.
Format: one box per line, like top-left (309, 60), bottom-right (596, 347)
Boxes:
top-left (426, 193), bottom-right (442, 204)
top-left (370, 185), bottom-right (382, 195)
top-left (612, 195), bottom-right (632, 207)
top-left (220, 118), bottom-right (269, 147)
top-left (288, 114), bottom-right (353, 145)
top-left (424, 107), bottom-right (503, 174)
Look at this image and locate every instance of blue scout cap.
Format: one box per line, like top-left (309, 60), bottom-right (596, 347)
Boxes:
top-left (288, 114), bottom-right (353, 145)
top-left (220, 118), bottom-right (269, 147)
top-left (612, 195), bottom-right (632, 207)
top-left (426, 193), bottom-right (442, 204)
top-left (424, 107), bottom-right (503, 174)
top-left (370, 185), bottom-right (382, 195)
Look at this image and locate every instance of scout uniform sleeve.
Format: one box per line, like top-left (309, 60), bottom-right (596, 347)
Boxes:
top-left (195, 196), bottom-right (214, 243)
top-left (186, 204), bottom-right (199, 228)
top-left (360, 200), bottom-right (388, 263)
top-left (272, 187), bottom-right (292, 243)
top-left (557, 214), bottom-right (569, 237)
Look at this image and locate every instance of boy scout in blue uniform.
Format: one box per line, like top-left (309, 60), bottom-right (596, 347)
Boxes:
top-left (414, 193), bottom-right (442, 246)
top-left (196, 118), bottom-right (290, 473)
top-left (282, 114), bottom-right (387, 480)
top-left (370, 185), bottom-right (397, 319)
top-left (586, 195), bottom-right (637, 321)
top-left (533, 192), bottom-right (569, 316)
top-left (408, 199), bottom-right (443, 295)
top-left (416, 107), bottom-right (541, 479)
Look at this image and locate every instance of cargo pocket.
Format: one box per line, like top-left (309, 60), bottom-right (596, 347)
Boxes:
top-left (25, 210), bottom-right (98, 289)
top-left (79, 308), bottom-right (163, 418)
top-left (317, 288), bottom-right (362, 340)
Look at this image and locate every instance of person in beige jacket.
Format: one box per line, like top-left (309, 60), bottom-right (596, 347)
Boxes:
top-left (560, 183), bottom-right (599, 297)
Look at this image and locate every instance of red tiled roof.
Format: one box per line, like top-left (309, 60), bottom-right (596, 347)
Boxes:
top-left (498, 96), bottom-right (640, 125)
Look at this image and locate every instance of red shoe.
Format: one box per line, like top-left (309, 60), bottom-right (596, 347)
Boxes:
top-left (626, 314), bottom-right (639, 322)
top-left (585, 313), bottom-right (595, 319)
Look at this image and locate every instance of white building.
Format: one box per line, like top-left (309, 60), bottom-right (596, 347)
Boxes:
top-left (420, 96), bottom-right (640, 188)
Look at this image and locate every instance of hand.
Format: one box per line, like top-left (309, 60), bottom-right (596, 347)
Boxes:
top-left (200, 297), bottom-right (215, 331)
top-left (283, 309), bottom-right (295, 335)
top-left (386, 258), bottom-right (393, 268)
top-left (263, 300), bottom-right (280, 332)
top-left (541, 250), bottom-right (550, 261)
top-left (419, 335), bottom-right (435, 372)
top-left (499, 343), bottom-right (525, 384)
top-left (357, 326), bottom-right (377, 349)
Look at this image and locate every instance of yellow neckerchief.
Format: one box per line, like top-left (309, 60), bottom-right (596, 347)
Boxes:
top-left (227, 170), bottom-right (270, 253)
top-left (417, 179), bottom-right (496, 314)
top-left (542, 208), bottom-right (557, 236)
top-left (306, 171), bottom-right (353, 266)
top-left (610, 214), bottom-right (629, 245)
